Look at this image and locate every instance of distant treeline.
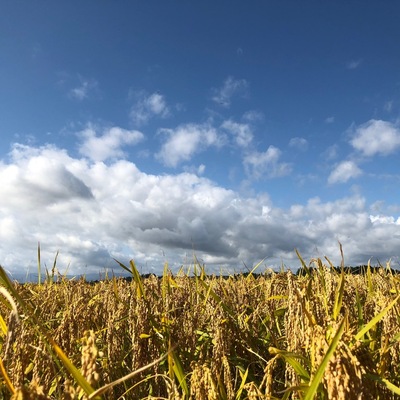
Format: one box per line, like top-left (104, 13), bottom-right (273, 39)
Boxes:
top-left (90, 264), bottom-right (400, 284)
top-left (296, 265), bottom-right (400, 276)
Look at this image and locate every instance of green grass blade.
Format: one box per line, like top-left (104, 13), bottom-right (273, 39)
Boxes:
top-left (245, 258), bottom-right (266, 281)
top-left (304, 316), bottom-right (346, 400)
top-left (0, 266), bottom-right (31, 317)
top-left (0, 266), bottom-right (96, 396)
top-left (354, 294), bottom-right (400, 342)
top-left (130, 259), bottom-right (145, 300)
top-left (168, 347), bottom-right (189, 396)
top-left (365, 374), bottom-right (400, 395)
top-left (113, 258), bottom-right (145, 299)
top-left (37, 242), bottom-right (41, 286)
top-left (295, 248), bottom-right (310, 276)
top-left (380, 378), bottom-right (400, 395)
top-left (51, 340), bottom-right (97, 397)
top-left (269, 347), bottom-right (310, 381)
top-left (197, 279), bottom-right (235, 318)
top-left (113, 258), bottom-right (132, 275)
top-left (50, 250), bottom-right (59, 283)
top-left (235, 367), bottom-right (249, 400)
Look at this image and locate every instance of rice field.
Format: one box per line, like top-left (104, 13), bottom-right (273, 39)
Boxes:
top-left (1, 251), bottom-right (400, 399)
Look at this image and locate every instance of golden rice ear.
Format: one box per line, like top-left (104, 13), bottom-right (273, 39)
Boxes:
top-left (1, 250), bottom-right (400, 398)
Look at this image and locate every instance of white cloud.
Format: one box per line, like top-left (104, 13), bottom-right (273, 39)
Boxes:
top-left (350, 119), bottom-right (400, 156)
top-left (289, 137), bottom-right (308, 151)
top-left (325, 116), bottom-right (335, 124)
top-left (346, 59), bottom-right (362, 70)
top-left (370, 215), bottom-right (400, 225)
top-left (69, 77), bottom-right (98, 101)
top-left (78, 125), bottom-right (144, 162)
top-left (130, 92), bottom-right (170, 126)
top-left (183, 164), bottom-right (206, 176)
top-left (242, 110), bottom-right (264, 122)
top-left (328, 160), bottom-right (362, 184)
top-left (0, 144), bottom-right (399, 278)
top-left (384, 101), bottom-right (394, 113)
top-left (212, 76), bottom-right (248, 108)
top-left (156, 123), bottom-right (224, 167)
top-left (323, 144), bottom-right (339, 161)
top-left (243, 146), bottom-right (292, 179)
top-left (221, 120), bottom-right (253, 148)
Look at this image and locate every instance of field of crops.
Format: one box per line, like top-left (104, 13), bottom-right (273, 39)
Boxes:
top-left (1, 253), bottom-right (400, 399)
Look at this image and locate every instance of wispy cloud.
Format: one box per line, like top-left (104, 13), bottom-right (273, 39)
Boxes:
top-left (130, 92), bottom-right (170, 126)
top-left (69, 77), bottom-right (98, 101)
top-left (325, 116), bottom-right (335, 124)
top-left (350, 119), bottom-right (400, 156)
top-left (156, 123), bottom-right (225, 167)
top-left (78, 125), bottom-right (144, 162)
top-left (242, 110), bottom-right (264, 122)
top-left (212, 76), bottom-right (248, 108)
top-left (384, 101), bottom-right (393, 113)
top-left (328, 160), bottom-right (362, 184)
top-left (322, 144), bottom-right (339, 161)
top-left (346, 59), bottom-right (362, 70)
top-left (243, 146), bottom-right (292, 179)
top-left (289, 137), bottom-right (308, 151)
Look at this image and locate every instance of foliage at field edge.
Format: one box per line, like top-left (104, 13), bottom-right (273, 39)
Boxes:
top-left (0, 256), bottom-right (400, 399)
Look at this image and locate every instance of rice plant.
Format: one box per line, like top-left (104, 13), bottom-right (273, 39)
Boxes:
top-left (0, 251), bottom-right (399, 399)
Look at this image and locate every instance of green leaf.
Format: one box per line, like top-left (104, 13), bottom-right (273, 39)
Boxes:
top-left (37, 242), bottom-right (41, 286)
top-left (381, 378), bottom-right (400, 395)
top-left (366, 374), bottom-right (400, 395)
top-left (113, 258), bottom-right (132, 275)
top-left (245, 258), bottom-right (266, 281)
top-left (113, 258), bottom-right (145, 299)
top-left (295, 249), bottom-right (311, 276)
top-left (168, 347), bottom-right (189, 396)
top-left (304, 316), bottom-right (346, 400)
top-left (269, 347), bottom-right (310, 382)
top-left (197, 279), bottom-right (235, 318)
top-left (354, 294), bottom-right (400, 342)
top-left (50, 340), bottom-right (97, 397)
top-left (130, 260), bottom-right (145, 300)
top-left (235, 367), bottom-right (249, 400)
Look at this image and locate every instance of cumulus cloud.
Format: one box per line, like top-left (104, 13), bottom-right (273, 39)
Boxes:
top-left (212, 76), bottom-right (248, 108)
top-left (130, 92), bottom-right (170, 126)
top-left (350, 119), bottom-right (400, 156)
top-left (156, 123), bottom-right (224, 167)
top-left (221, 120), bottom-right (253, 148)
top-left (0, 143), bottom-right (399, 278)
top-left (244, 146), bottom-right (292, 179)
top-left (1, 144), bottom-right (93, 210)
top-left (328, 160), bottom-right (362, 184)
top-left (78, 125), bottom-right (144, 162)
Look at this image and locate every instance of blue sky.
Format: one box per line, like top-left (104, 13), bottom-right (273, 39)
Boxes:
top-left (1, 2), bottom-right (400, 277)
